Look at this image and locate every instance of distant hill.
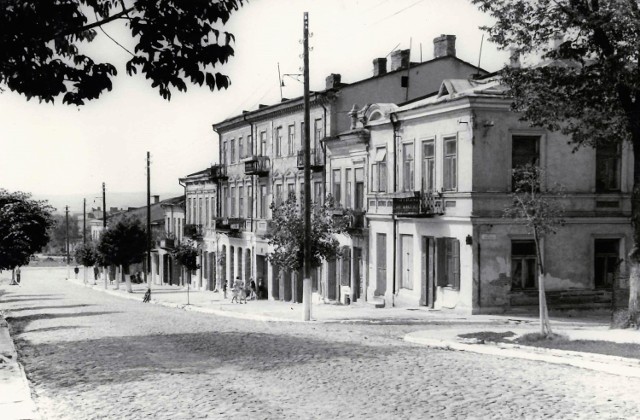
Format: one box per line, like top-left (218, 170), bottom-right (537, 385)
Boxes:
top-left (33, 191), bottom-right (183, 214)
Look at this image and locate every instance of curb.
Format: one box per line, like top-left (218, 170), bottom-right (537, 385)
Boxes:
top-left (404, 333), bottom-right (640, 378)
top-left (65, 278), bottom-right (308, 323)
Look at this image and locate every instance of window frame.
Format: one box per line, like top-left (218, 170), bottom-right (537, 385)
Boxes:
top-left (421, 138), bottom-right (435, 192)
top-left (442, 135), bottom-right (457, 191)
top-left (402, 141), bottom-right (415, 192)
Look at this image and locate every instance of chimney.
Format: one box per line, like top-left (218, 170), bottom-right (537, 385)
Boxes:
top-left (325, 73), bottom-right (341, 89)
top-left (153, 195), bottom-right (160, 204)
top-left (390, 49), bottom-right (410, 71)
top-left (372, 58), bottom-right (387, 76)
top-left (433, 34), bottom-right (456, 58)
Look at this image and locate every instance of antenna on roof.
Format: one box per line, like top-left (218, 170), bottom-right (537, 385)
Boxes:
top-left (476, 34), bottom-right (484, 78)
top-left (277, 62), bottom-right (283, 101)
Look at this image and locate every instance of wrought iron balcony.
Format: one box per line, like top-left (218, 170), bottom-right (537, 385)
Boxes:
top-left (392, 191), bottom-right (444, 217)
top-left (184, 224), bottom-right (204, 239)
top-left (296, 148), bottom-right (324, 170)
top-left (210, 164), bottom-right (228, 181)
top-left (215, 217), bottom-right (245, 232)
top-left (244, 156), bottom-right (270, 176)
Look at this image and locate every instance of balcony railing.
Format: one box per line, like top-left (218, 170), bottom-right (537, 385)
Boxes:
top-left (244, 156), bottom-right (270, 176)
top-left (331, 209), bottom-right (366, 233)
top-left (215, 217), bottom-right (245, 232)
top-left (159, 237), bottom-right (175, 249)
top-left (210, 164), bottom-right (228, 181)
top-left (392, 191), bottom-right (444, 217)
top-left (184, 224), bottom-right (204, 239)
top-left (296, 148), bottom-right (324, 170)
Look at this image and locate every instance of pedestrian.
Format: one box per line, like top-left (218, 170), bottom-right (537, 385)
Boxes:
top-left (143, 288), bottom-right (151, 303)
top-left (258, 278), bottom-right (265, 300)
top-left (16, 267), bottom-right (21, 285)
top-left (250, 278), bottom-right (256, 300)
top-left (93, 266), bottom-right (99, 281)
top-left (74, 266), bottom-right (79, 279)
top-left (223, 280), bottom-right (228, 299)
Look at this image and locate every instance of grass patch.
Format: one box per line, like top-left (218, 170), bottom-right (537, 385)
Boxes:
top-left (458, 331), bottom-right (640, 360)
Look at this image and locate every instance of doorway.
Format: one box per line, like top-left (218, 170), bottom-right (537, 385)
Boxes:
top-left (421, 236), bottom-right (436, 307)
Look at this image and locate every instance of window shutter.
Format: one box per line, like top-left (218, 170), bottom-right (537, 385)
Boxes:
top-left (453, 239), bottom-right (460, 290)
top-left (436, 238), bottom-right (447, 287)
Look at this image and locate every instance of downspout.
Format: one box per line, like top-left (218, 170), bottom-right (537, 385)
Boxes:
top-left (318, 94), bottom-right (328, 204)
top-left (390, 112), bottom-right (400, 306)
top-left (212, 125), bottom-right (221, 219)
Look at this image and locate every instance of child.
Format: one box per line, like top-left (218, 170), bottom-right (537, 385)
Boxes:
top-left (223, 280), bottom-right (228, 299)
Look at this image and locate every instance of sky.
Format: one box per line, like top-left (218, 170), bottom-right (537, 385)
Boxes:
top-left (0, 0), bottom-right (510, 212)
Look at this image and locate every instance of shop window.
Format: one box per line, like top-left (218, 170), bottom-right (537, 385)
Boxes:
top-left (594, 239), bottom-right (620, 288)
top-left (436, 237), bottom-right (460, 289)
top-left (511, 240), bottom-right (537, 290)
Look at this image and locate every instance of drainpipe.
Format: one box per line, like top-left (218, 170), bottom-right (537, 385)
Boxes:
top-left (390, 112), bottom-right (401, 306)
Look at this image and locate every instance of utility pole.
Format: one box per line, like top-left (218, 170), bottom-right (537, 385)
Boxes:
top-left (146, 151), bottom-right (151, 286)
top-left (102, 182), bottom-right (107, 229)
top-left (83, 198), bottom-right (86, 244)
top-left (65, 205), bottom-right (70, 279)
top-left (302, 12), bottom-right (312, 321)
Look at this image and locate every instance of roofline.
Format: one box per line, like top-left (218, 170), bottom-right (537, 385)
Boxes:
top-left (212, 55), bottom-right (489, 132)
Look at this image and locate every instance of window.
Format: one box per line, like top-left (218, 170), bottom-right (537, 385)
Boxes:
top-left (222, 187), bottom-right (227, 217)
top-left (222, 141), bottom-right (228, 165)
top-left (443, 136), bottom-right (457, 191)
top-left (314, 181), bottom-right (323, 204)
top-left (403, 142), bottom-right (414, 191)
top-left (238, 186), bottom-right (244, 218)
top-left (511, 240), bottom-right (537, 290)
top-left (275, 127), bottom-right (283, 157)
top-left (512, 135), bottom-right (540, 168)
top-left (288, 124), bottom-right (295, 156)
top-left (238, 137), bottom-right (244, 159)
top-left (422, 139), bottom-right (435, 192)
top-left (247, 185), bottom-right (253, 218)
top-left (199, 198), bottom-right (204, 225)
top-left (287, 183), bottom-right (295, 201)
top-left (260, 131), bottom-right (267, 156)
top-left (355, 168), bottom-right (364, 210)
top-left (247, 135), bottom-right (253, 158)
top-left (205, 197), bottom-right (210, 226)
top-left (596, 143), bottom-right (621, 192)
top-left (594, 239), bottom-right (620, 288)
top-left (345, 168), bottom-right (352, 208)
top-left (230, 187), bottom-right (236, 216)
top-left (275, 184), bottom-right (283, 206)
top-left (259, 185), bottom-right (267, 218)
top-left (333, 169), bottom-right (342, 206)
top-left (230, 139), bottom-right (236, 163)
top-left (436, 238), bottom-right (460, 289)
top-left (314, 118), bottom-right (323, 147)
top-left (372, 147), bottom-right (387, 192)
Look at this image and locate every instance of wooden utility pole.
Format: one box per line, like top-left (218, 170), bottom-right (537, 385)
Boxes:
top-left (146, 151), bottom-right (151, 285)
top-left (83, 198), bottom-right (86, 244)
top-left (302, 12), bottom-right (312, 321)
top-left (65, 205), bottom-right (70, 263)
top-left (102, 182), bottom-right (107, 229)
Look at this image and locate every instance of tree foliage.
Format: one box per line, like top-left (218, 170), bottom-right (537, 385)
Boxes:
top-left (504, 165), bottom-right (565, 336)
top-left (47, 214), bottom-right (83, 254)
top-left (96, 215), bottom-right (146, 267)
top-left (74, 242), bottom-right (98, 267)
top-left (266, 193), bottom-right (345, 273)
top-left (1, 0), bottom-right (244, 105)
top-left (473, 0), bottom-right (640, 322)
top-left (0, 189), bottom-right (55, 270)
top-left (171, 241), bottom-right (200, 273)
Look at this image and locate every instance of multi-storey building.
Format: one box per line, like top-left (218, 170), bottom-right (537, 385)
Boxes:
top-left (206, 35), bottom-right (486, 302)
top-left (355, 76), bottom-right (631, 313)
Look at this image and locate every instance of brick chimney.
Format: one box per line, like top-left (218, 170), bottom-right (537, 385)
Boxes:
top-left (325, 73), bottom-right (342, 89)
top-left (390, 49), bottom-right (410, 71)
top-left (153, 195), bottom-right (160, 204)
top-left (433, 34), bottom-right (456, 58)
top-left (372, 58), bottom-right (387, 76)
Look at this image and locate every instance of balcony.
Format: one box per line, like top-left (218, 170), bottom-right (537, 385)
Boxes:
top-left (159, 237), bottom-right (175, 249)
top-left (255, 220), bottom-right (274, 237)
top-left (392, 191), bottom-right (444, 217)
top-left (215, 217), bottom-right (245, 233)
top-left (210, 164), bottom-right (228, 181)
top-left (296, 148), bottom-right (324, 171)
top-left (348, 210), bottom-right (366, 231)
top-left (244, 156), bottom-right (270, 176)
top-left (184, 224), bottom-right (204, 240)
top-left (331, 209), bottom-right (366, 234)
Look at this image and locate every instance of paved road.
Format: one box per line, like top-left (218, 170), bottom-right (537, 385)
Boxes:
top-left (1, 268), bottom-right (639, 419)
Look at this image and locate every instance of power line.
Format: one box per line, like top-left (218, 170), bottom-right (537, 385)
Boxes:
top-left (367, 0), bottom-right (427, 26)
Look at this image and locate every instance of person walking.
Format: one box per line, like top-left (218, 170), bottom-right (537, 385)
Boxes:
top-left (73, 266), bottom-right (79, 279)
top-left (15, 267), bottom-right (21, 285)
top-left (93, 266), bottom-right (100, 281)
top-left (223, 280), bottom-right (228, 299)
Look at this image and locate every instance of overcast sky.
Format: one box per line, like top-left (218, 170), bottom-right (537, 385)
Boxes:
top-left (0, 0), bottom-right (509, 210)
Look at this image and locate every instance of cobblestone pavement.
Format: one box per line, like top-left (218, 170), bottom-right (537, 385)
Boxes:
top-left (2, 268), bottom-right (639, 419)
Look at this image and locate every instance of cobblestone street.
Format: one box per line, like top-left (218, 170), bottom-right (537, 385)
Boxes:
top-left (1, 268), bottom-right (639, 419)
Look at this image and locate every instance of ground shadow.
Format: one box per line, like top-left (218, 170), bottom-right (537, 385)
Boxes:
top-left (21, 325), bottom-right (89, 334)
top-left (15, 329), bottom-right (394, 389)
top-left (7, 304), bottom-right (93, 313)
top-left (7, 311), bottom-right (120, 335)
top-left (1, 297), bottom-right (65, 304)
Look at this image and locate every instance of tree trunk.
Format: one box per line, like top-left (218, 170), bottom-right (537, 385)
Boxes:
top-left (125, 265), bottom-right (132, 293)
top-left (104, 267), bottom-right (108, 289)
top-left (534, 230), bottom-right (553, 336)
top-left (115, 266), bottom-right (120, 290)
top-left (11, 267), bottom-right (16, 285)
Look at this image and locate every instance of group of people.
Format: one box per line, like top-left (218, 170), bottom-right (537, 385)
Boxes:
top-left (222, 277), bottom-right (266, 303)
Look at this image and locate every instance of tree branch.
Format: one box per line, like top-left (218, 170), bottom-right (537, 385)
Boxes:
top-left (51, 6), bottom-right (136, 41)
